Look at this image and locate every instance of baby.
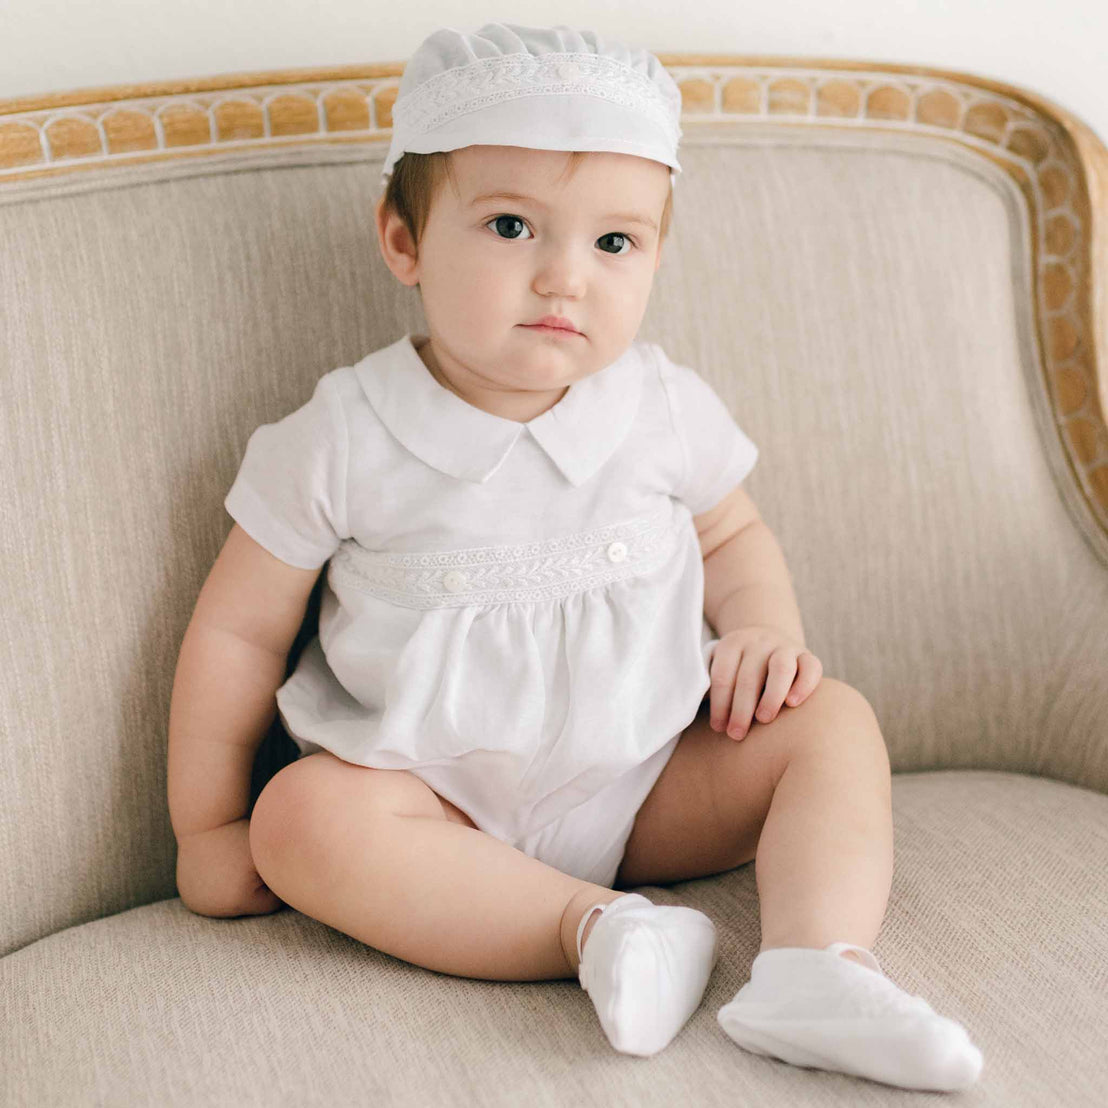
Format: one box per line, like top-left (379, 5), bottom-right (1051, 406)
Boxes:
top-left (167, 21), bottom-right (983, 1091)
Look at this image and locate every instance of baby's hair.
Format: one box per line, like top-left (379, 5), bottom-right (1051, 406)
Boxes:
top-left (381, 150), bottom-right (674, 257)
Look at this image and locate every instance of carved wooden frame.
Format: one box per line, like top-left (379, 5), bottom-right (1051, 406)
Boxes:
top-left (2, 56), bottom-right (1105, 539)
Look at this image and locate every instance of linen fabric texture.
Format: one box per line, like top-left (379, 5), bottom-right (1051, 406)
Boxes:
top-left (224, 334), bottom-right (758, 884)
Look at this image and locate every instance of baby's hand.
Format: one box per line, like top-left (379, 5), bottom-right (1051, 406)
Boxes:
top-left (175, 817), bottom-right (285, 918)
top-left (708, 626), bottom-right (823, 740)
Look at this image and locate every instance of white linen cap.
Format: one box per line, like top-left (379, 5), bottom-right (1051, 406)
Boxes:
top-left (382, 22), bottom-right (683, 189)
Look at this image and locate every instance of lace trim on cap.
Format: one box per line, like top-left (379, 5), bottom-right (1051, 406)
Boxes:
top-left (392, 52), bottom-right (681, 148)
top-left (327, 503), bottom-right (682, 609)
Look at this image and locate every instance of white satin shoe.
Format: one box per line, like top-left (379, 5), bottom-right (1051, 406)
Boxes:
top-left (576, 892), bottom-right (718, 1057)
top-left (717, 943), bottom-right (984, 1091)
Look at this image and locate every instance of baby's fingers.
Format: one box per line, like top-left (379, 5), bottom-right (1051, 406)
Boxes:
top-left (784, 650), bottom-right (824, 707)
top-left (754, 650), bottom-right (801, 725)
top-left (722, 654), bottom-right (772, 740)
top-left (707, 640), bottom-right (741, 733)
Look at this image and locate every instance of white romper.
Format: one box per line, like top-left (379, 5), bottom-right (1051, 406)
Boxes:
top-left (225, 332), bottom-right (759, 887)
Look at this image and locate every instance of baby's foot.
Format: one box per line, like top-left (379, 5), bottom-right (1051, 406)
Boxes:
top-left (576, 892), bottom-right (718, 1057)
top-left (717, 943), bottom-right (984, 1091)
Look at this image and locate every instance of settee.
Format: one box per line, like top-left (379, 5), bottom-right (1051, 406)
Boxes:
top-left (2, 50), bottom-right (1107, 1107)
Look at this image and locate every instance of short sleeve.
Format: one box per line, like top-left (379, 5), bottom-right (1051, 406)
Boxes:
top-left (224, 373), bottom-right (349, 570)
top-left (654, 343), bottom-right (759, 515)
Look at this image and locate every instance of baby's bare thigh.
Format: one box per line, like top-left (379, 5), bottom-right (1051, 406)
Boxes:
top-left (255, 750), bottom-right (477, 831)
top-left (615, 678), bottom-right (878, 887)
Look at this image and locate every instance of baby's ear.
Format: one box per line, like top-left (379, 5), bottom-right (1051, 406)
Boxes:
top-left (375, 204), bottom-right (420, 288)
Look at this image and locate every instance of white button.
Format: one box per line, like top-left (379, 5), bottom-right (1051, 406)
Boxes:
top-left (606, 541), bottom-right (627, 563)
top-left (557, 62), bottom-right (582, 81)
top-left (442, 570), bottom-right (468, 593)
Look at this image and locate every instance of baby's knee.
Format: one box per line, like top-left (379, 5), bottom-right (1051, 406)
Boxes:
top-left (250, 754), bottom-right (413, 871)
top-left (806, 677), bottom-right (875, 723)
top-left (797, 679), bottom-right (889, 773)
top-left (252, 753), bottom-right (463, 864)
top-left (249, 756), bottom-right (319, 876)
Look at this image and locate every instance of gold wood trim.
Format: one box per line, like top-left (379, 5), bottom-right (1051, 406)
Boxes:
top-left (2, 57), bottom-right (1105, 539)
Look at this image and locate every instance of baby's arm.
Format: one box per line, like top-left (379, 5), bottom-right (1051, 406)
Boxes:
top-left (167, 523), bottom-right (320, 916)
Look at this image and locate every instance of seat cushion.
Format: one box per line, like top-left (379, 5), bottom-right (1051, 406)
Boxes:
top-left (2, 770), bottom-right (1105, 1107)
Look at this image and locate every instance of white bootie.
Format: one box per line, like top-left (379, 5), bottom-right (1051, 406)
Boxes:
top-left (717, 943), bottom-right (984, 1091)
top-left (576, 892), bottom-right (718, 1057)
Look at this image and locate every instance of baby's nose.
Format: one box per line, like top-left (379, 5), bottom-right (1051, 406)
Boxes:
top-left (533, 259), bottom-right (587, 298)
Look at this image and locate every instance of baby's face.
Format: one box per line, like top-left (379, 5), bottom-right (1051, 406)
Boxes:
top-left (386, 145), bottom-right (669, 420)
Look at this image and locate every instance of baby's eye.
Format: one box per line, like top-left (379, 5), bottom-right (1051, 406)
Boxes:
top-left (597, 232), bottom-right (634, 256)
top-left (483, 215), bottom-right (636, 256)
top-left (485, 215), bottom-right (532, 240)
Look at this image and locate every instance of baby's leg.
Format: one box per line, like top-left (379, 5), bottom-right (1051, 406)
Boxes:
top-left (620, 677), bottom-right (894, 951)
top-left (617, 678), bottom-right (982, 1090)
top-left (248, 751), bottom-right (623, 981)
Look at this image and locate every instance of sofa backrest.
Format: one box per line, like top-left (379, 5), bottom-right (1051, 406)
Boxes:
top-left (2, 61), bottom-right (1107, 955)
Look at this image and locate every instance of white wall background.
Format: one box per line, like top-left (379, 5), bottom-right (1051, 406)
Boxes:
top-left (2, 1), bottom-right (1105, 145)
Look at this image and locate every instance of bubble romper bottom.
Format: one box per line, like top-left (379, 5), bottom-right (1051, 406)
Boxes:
top-left (274, 498), bottom-right (718, 890)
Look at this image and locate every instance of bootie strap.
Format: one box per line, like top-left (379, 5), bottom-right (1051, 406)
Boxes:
top-left (824, 942), bottom-right (883, 974)
top-left (576, 895), bottom-right (653, 990)
top-left (576, 903), bottom-right (609, 989)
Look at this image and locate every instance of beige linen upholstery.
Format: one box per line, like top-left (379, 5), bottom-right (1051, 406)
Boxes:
top-left (1, 58), bottom-right (1106, 1105)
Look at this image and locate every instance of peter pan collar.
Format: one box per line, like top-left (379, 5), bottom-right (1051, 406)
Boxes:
top-left (354, 332), bottom-right (643, 486)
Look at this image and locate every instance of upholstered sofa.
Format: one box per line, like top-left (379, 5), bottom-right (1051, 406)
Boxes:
top-left (2, 51), bottom-right (1106, 1107)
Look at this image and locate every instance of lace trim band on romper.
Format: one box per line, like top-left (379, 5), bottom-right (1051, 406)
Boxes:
top-left (327, 502), bottom-right (683, 609)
